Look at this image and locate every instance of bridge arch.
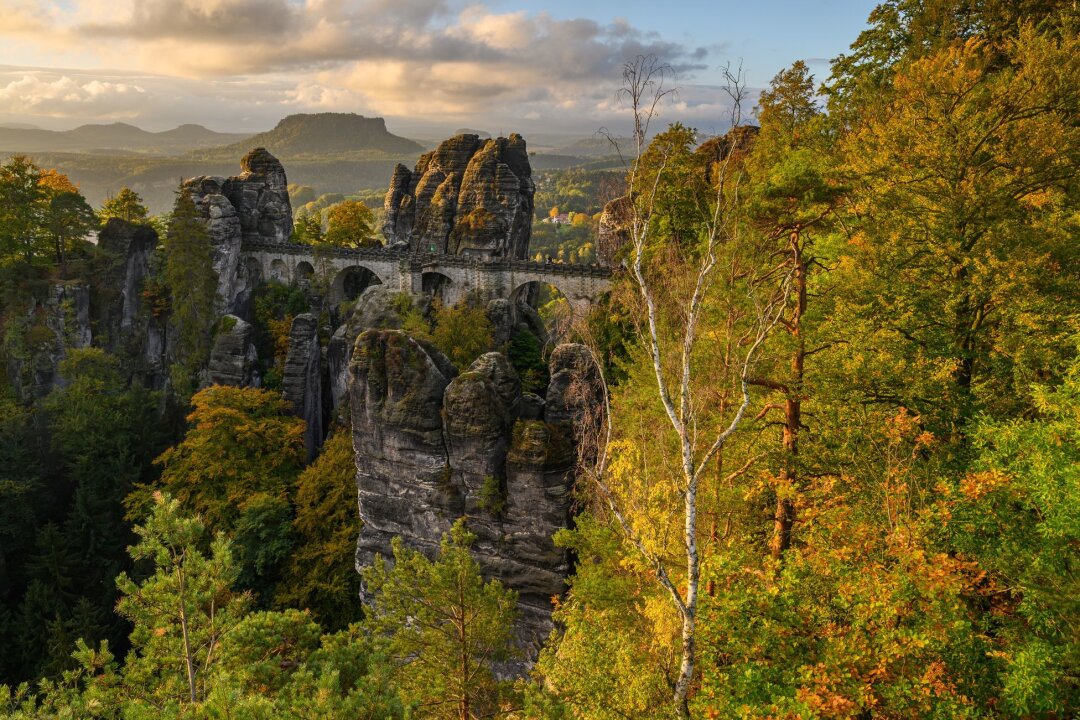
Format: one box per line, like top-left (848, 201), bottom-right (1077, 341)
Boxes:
top-left (295, 261), bottom-right (315, 288)
top-left (421, 271), bottom-right (455, 304)
top-left (331, 264), bottom-right (384, 304)
top-left (269, 259), bottom-right (289, 283)
top-left (510, 280), bottom-right (574, 339)
top-left (243, 256), bottom-right (262, 285)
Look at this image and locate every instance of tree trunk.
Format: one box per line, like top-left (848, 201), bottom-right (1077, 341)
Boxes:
top-left (771, 230), bottom-right (805, 560)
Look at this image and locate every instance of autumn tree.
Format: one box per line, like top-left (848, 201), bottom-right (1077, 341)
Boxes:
top-left (832, 26), bottom-right (1079, 441)
top-left (100, 188), bottom-right (149, 224)
top-left (323, 200), bottom-right (378, 248)
top-left (430, 299), bottom-right (495, 370)
top-left (363, 521), bottom-right (518, 719)
top-left (275, 427), bottom-right (364, 630)
top-left (153, 386), bottom-right (305, 533)
top-left (558, 56), bottom-right (790, 717)
top-left (743, 61), bottom-right (845, 559)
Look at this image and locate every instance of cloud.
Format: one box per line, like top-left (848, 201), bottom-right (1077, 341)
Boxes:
top-left (0, 1), bottom-right (738, 134)
top-left (0, 73), bottom-right (146, 117)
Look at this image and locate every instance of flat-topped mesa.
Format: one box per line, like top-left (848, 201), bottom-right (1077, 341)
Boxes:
top-left (383, 133), bottom-right (534, 260)
top-left (180, 147), bottom-right (293, 307)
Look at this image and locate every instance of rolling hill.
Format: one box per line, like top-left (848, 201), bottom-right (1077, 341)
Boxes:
top-left (0, 122), bottom-right (248, 154)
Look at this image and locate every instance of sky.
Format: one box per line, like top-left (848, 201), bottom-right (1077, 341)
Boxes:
top-left (0, 0), bottom-right (879, 137)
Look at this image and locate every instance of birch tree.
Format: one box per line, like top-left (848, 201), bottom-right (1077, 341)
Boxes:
top-left (579, 55), bottom-right (791, 717)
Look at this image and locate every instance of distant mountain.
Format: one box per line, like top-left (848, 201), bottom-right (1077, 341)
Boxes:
top-left (453, 127), bottom-right (492, 139)
top-left (218, 113), bottom-right (425, 157)
top-left (554, 135), bottom-right (628, 157)
top-left (0, 122), bottom-right (42, 130)
top-left (0, 122), bottom-right (248, 154)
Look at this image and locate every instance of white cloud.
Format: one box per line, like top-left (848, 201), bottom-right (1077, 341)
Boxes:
top-left (0, 0), bottom-right (743, 135)
top-left (0, 73), bottom-right (146, 117)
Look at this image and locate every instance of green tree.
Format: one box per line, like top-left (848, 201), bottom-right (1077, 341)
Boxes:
top-left (832, 28), bottom-right (1079, 442)
top-left (0, 155), bottom-right (46, 262)
top-left (430, 300), bottom-right (494, 370)
top-left (100, 188), bottom-right (149, 224)
top-left (363, 520), bottom-right (519, 719)
top-left (163, 187), bottom-right (219, 391)
top-left (275, 428), bottom-right (364, 630)
top-left (949, 346), bottom-right (1080, 715)
top-left (743, 61), bottom-right (846, 560)
top-left (323, 200), bottom-right (378, 248)
top-left (4, 350), bottom-right (165, 681)
top-left (291, 209), bottom-right (324, 245)
top-left (44, 190), bottom-right (96, 267)
top-left (115, 493), bottom-right (247, 710)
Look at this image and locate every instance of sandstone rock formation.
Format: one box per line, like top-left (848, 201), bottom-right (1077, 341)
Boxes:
top-left (281, 313), bottom-right (323, 460)
top-left (326, 286), bottom-right (430, 413)
top-left (207, 316), bottom-right (258, 387)
top-left (350, 331), bottom-right (603, 660)
top-left (97, 218), bottom-right (158, 332)
top-left (182, 148), bottom-right (292, 308)
top-left (94, 218), bottom-right (173, 388)
top-left (383, 134), bottom-right (534, 259)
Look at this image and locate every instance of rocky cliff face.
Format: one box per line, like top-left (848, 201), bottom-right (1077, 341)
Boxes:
top-left (281, 313), bottom-right (324, 460)
top-left (383, 134), bottom-right (534, 259)
top-left (4, 282), bottom-right (94, 399)
top-left (350, 329), bottom-right (602, 660)
top-left (182, 148), bottom-right (293, 309)
top-left (207, 315), bottom-right (258, 388)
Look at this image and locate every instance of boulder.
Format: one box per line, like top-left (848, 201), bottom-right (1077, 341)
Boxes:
top-left (97, 218), bottom-right (158, 332)
top-left (544, 343), bottom-right (603, 425)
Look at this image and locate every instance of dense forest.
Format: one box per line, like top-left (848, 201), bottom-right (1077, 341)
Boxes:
top-left (1, 1), bottom-right (1078, 717)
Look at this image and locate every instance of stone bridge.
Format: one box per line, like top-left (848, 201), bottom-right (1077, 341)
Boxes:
top-left (238, 240), bottom-right (614, 316)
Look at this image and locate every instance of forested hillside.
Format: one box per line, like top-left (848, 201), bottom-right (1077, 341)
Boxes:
top-left (0, 1), bottom-right (1077, 718)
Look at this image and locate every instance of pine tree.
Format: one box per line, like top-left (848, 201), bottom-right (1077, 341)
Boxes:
top-left (363, 520), bottom-right (518, 719)
top-left (163, 187), bottom-right (219, 392)
top-left (115, 493), bottom-right (247, 710)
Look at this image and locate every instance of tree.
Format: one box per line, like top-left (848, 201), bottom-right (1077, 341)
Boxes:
top-left (291, 209), bottom-right (324, 245)
top-left (833, 27), bottom-right (1079, 441)
top-left (100, 188), bottom-right (149, 224)
top-left (275, 427), bottom-right (365, 630)
top-left (153, 386), bottom-right (305, 534)
top-left (44, 191), bottom-right (96, 267)
top-left (950, 344), bottom-right (1080, 715)
top-left (363, 520), bottom-right (518, 719)
top-left (576, 56), bottom-right (789, 717)
top-left (163, 187), bottom-right (219, 391)
top-left (743, 61), bottom-right (845, 560)
top-left (41, 349), bottom-right (160, 663)
top-left (430, 299), bottom-right (495, 370)
top-left (323, 200), bottom-right (377, 248)
top-left (115, 493), bottom-right (247, 710)
top-left (0, 155), bottom-right (46, 261)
